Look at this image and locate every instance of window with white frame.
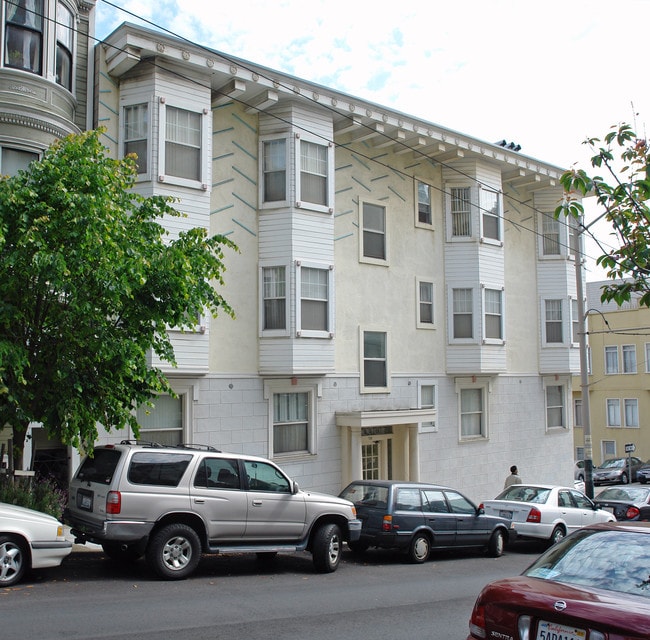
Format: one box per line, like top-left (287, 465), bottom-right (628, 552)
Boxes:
top-left (0, 146), bottom-right (38, 176)
top-left (123, 103), bottom-right (149, 175)
top-left (362, 330), bottom-right (388, 391)
top-left (261, 266), bottom-right (287, 332)
top-left (273, 392), bottom-right (309, 454)
top-left (484, 288), bottom-right (503, 340)
top-left (622, 344), bottom-right (637, 373)
top-left (480, 187), bottom-right (500, 241)
top-left (264, 379), bottom-right (318, 457)
top-left (624, 398), bottom-right (639, 427)
top-left (456, 382), bottom-right (488, 440)
top-left (605, 346), bottom-right (619, 374)
top-left (262, 138), bottom-right (287, 203)
top-left (542, 216), bottom-right (561, 255)
top-left (544, 299), bottom-right (563, 343)
top-left (418, 381), bottom-right (437, 432)
top-left (298, 139), bottom-right (329, 207)
top-left (574, 398), bottom-right (582, 427)
top-left (55, 1), bottom-right (73, 89)
top-left (646, 343), bottom-right (650, 373)
top-left (450, 186), bottom-right (472, 237)
top-left (361, 201), bottom-right (387, 262)
top-left (606, 398), bottom-right (621, 427)
top-left (417, 279), bottom-right (434, 328)
top-left (546, 383), bottom-right (566, 429)
top-left (5, 0), bottom-right (43, 75)
top-left (571, 298), bottom-right (580, 344)
top-left (297, 263), bottom-right (333, 335)
top-left (136, 393), bottom-right (184, 445)
top-left (417, 181), bottom-right (432, 226)
top-left (452, 288), bottom-right (473, 339)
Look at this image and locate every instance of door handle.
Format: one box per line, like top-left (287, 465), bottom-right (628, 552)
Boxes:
top-left (252, 500), bottom-right (263, 507)
top-left (194, 498), bottom-right (205, 504)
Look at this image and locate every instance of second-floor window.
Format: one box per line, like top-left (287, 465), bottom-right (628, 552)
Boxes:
top-left (544, 299), bottom-right (563, 343)
top-left (542, 217), bottom-right (561, 255)
top-left (622, 344), bottom-right (637, 373)
top-left (417, 181), bottom-right (432, 225)
top-left (484, 288), bottom-right (503, 340)
top-left (124, 103), bottom-right (148, 174)
top-left (262, 139), bottom-right (287, 202)
top-left (5, 0), bottom-right (43, 75)
top-left (165, 106), bottom-right (201, 181)
top-left (362, 331), bottom-right (388, 390)
top-left (625, 399), bottom-right (639, 428)
top-left (606, 398), bottom-right (621, 427)
top-left (55, 1), bottom-right (72, 89)
top-left (417, 280), bottom-right (434, 327)
top-left (480, 187), bottom-right (500, 241)
top-left (262, 266), bottom-right (287, 331)
top-left (362, 202), bottom-right (386, 261)
top-left (450, 187), bottom-right (471, 237)
top-left (299, 139), bottom-right (328, 207)
top-left (299, 266), bottom-right (329, 333)
top-left (453, 288), bottom-right (473, 339)
top-left (605, 346), bottom-right (619, 374)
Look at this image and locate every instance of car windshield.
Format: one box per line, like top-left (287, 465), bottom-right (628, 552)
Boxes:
top-left (340, 483), bottom-right (389, 508)
top-left (599, 459), bottom-right (625, 468)
top-left (525, 529), bottom-right (650, 598)
top-left (495, 486), bottom-right (551, 504)
top-left (597, 487), bottom-right (650, 502)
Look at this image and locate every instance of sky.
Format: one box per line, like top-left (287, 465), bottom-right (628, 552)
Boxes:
top-left (94, 0), bottom-right (650, 281)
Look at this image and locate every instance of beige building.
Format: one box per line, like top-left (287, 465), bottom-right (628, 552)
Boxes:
top-left (573, 281), bottom-right (650, 465)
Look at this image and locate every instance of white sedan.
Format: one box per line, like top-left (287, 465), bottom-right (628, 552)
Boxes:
top-left (1, 502), bottom-right (72, 586)
top-left (481, 484), bottom-right (615, 545)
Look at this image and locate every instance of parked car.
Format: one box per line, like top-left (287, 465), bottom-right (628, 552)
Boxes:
top-left (637, 463), bottom-right (650, 484)
top-left (338, 480), bottom-right (513, 563)
top-left (481, 484), bottom-right (615, 545)
top-left (65, 441), bottom-right (361, 579)
top-left (467, 522), bottom-right (650, 640)
top-left (0, 502), bottom-right (72, 586)
top-left (574, 459), bottom-right (585, 481)
top-left (594, 485), bottom-right (650, 521)
top-left (592, 456), bottom-right (645, 485)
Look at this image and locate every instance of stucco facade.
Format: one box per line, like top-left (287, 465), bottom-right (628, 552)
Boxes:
top-left (3, 12), bottom-right (582, 502)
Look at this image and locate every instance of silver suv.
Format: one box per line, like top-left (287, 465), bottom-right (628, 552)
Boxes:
top-left (65, 442), bottom-right (361, 579)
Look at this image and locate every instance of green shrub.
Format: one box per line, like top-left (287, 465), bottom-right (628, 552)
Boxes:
top-left (0, 474), bottom-right (67, 521)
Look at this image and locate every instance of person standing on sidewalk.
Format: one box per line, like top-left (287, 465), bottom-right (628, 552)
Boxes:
top-left (504, 465), bottom-right (522, 489)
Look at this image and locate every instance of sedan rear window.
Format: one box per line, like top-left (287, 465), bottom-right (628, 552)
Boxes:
top-left (340, 483), bottom-right (389, 508)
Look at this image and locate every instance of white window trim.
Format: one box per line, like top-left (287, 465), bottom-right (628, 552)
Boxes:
top-left (416, 277), bottom-right (436, 330)
top-left (478, 184), bottom-right (503, 246)
top-left (360, 327), bottom-right (390, 394)
top-left (263, 379), bottom-right (320, 460)
top-left (448, 285), bottom-right (478, 344)
top-left (481, 284), bottom-right (505, 345)
top-left (624, 398), bottom-right (639, 428)
top-left (417, 380), bottom-right (438, 433)
top-left (415, 178), bottom-right (434, 230)
top-left (119, 95), bottom-right (153, 183)
top-left (134, 382), bottom-right (194, 444)
top-left (259, 134), bottom-right (290, 210)
top-left (455, 376), bottom-right (491, 442)
top-left (604, 345), bottom-right (619, 374)
top-left (157, 95), bottom-right (210, 190)
top-left (55, 0), bottom-right (77, 92)
top-left (359, 199), bottom-right (389, 266)
top-left (259, 263), bottom-right (291, 338)
top-left (541, 298), bottom-right (565, 347)
top-left (543, 376), bottom-right (569, 431)
top-left (570, 297), bottom-right (581, 347)
top-left (445, 183), bottom-right (477, 242)
top-left (622, 344), bottom-right (637, 374)
top-left (295, 259), bottom-right (335, 339)
top-left (295, 132), bottom-right (334, 214)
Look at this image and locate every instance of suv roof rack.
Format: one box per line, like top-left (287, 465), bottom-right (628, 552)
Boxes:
top-left (175, 443), bottom-right (221, 452)
top-left (119, 440), bottom-right (164, 448)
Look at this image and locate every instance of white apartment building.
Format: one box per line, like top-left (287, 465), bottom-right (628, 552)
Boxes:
top-left (2, 10), bottom-right (582, 501)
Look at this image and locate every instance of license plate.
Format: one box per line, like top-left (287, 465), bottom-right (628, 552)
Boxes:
top-left (499, 510), bottom-right (513, 519)
top-left (77, 490), bottom-right (93, 511)
top-left (537, 620), bottom-right (586, 640)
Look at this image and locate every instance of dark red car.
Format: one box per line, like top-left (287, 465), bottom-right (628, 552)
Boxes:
top-left (467, 522), bottom-right (650, 640)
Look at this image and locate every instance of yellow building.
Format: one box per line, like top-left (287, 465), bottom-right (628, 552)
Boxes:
top-left (573, 281), bottom-right (650, 465)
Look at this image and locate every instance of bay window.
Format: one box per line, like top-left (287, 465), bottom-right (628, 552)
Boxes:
top-left (5, 0), bottom-right (43, 75)
top-left (124, 103), bottom-right (149, 174)
top-left (262, 138), bottom-right (287, 202)
top-left (165, 106), bottom-right (201, 181)
top-left (299, 139), bottom-right (329, 207)
top-left (55, 1), bottom-right (72, 89)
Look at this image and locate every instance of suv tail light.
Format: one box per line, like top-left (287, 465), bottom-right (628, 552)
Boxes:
top-left (382, 515), bottom-right (393, 531)
top-left (526, 507), bottom-right (541, 523)
top-left (106, 491), bottom-right (122, 514)
top-left (626, 506), bottom-right (640, 520)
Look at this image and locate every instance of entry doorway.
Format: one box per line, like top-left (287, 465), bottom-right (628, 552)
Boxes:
top-left (362, 431), bottom-right (393, 480)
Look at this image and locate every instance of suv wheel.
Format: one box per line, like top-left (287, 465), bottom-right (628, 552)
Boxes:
top-left (146, 524), bottom-right (201, 580)
top-left (408, 533), bottom-right (431, 563)
top-left (312, 523), bottom-right (342, 573)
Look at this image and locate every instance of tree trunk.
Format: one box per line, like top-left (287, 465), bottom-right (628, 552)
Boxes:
top-left (11, 421), bottom-right (29, 471)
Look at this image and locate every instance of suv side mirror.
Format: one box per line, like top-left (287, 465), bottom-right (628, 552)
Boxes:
top-left (292, 480), bottom-right (300, 494)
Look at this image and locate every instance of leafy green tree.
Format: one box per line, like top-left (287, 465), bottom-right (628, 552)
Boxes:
top-left (556, 122), bottom-right (650, 306)
top-left (0, 129), bottom-right (236, 465)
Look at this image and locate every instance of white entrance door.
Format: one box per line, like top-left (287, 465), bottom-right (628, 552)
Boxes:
top-left (361, 434), bottom-right (392, 480)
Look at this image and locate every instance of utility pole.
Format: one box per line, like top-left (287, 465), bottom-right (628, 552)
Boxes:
top-left (575, 215), bottom-right (594, 498)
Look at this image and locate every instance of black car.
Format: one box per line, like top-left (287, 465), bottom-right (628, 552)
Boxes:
top-left (594, 485), bottom-right (650, 521)
top-left (339, 480), bottom-right (513, 563)
top-left (637, 464), bottom-right (650, 484)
